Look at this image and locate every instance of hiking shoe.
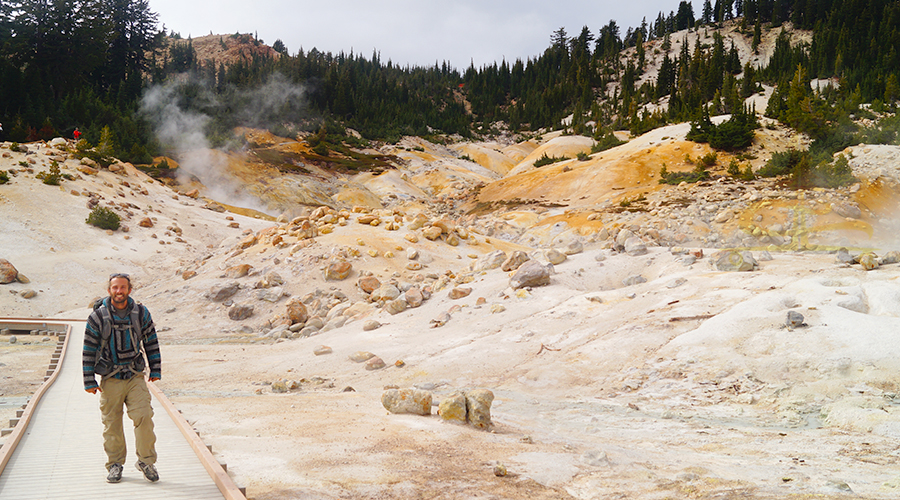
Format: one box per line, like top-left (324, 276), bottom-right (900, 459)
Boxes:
top-left (135, 461), bottom-right (159, 482)
top-left (106, 463), bottom-right (123, 483)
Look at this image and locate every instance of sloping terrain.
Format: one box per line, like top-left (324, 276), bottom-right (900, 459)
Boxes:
top-left (4, 122), bottom-right (900, 500)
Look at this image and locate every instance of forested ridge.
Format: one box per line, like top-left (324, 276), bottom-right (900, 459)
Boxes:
top-left (1, 0), bottom-right (900, 163)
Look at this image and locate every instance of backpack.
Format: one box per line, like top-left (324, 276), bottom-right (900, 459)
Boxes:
top-left (93, 301), bottom-right (146, 378)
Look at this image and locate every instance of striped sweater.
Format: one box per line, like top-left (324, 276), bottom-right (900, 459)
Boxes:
top-left (82, 296), bottom-right (161, 391)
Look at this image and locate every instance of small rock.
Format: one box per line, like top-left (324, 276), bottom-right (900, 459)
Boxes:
top-left (786, 311), bottom-right (804, 329)
top-left (324, 261), bottom-right (352, 280)
top-left (271, 380), bottom-right (289, 393)
top-left (622, 275), bottom-right (647, 286)
top-left (714, 250), bottom-right (758, 272)
top-left (509, 260), bottom-right (551, 289)
top-left (0, 259), bottom-right (20, 284)
top-left (286, 298), bottom-right (309, 324)
top-left (385, 298), bottom-right (408, 315)
top-left (225, 264), bottom-right (252, 279)
top-left (9, 336), bottom-right (17, 344)
top-left (563, 240), bottom-right (584, 255)
top-left (423, 226), bottom-right (443, 240)
top-left (493, 463), bottom-right (508, 477)
top-left (490, 304), bottom-right (506, 313)
top-left (208, 282), bottom-right (240, 302)
top-left (405, 286), bottom-right (424, 308)
top-left (20, 289), bottom-right (37, 299)
top-left (475, 250), bottom-right (507, 271)
top-left (624, 237), bottom-right (648, 256)
top-left (363, 320), bottom-right (382, 331)
top-left (313, 345), bottom-right (332, 356)
top-left (448, 286), bottom-right (472, 299)
top-left (227, 304), bottom-right (254, 320)
top-left (349, 351), bottom-right (376, 363)
top-left (544, 248), bottom-right (567, 265)
top-left (358, 276), bottom-right (382, 294)
top-left (501, 251), bottom-right (530, 272)
top-left (365, 357), bottom-right (386, 370)
top-left (859, 252), bottom-right (879, 270)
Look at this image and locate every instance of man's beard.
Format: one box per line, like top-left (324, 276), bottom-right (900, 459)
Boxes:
top-left (111, 294), bottom-right (128, 307)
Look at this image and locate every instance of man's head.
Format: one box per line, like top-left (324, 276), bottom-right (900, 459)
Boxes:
top-left (108, 273), bottom-right (132, 309)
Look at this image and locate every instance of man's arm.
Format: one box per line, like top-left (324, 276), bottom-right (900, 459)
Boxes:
top-left (140, 305), bottom-right (161, 381)
top-left (82, 312), bottom-right (102, 393)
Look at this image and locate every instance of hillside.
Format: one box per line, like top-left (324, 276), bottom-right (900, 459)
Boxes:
top-left (4, 114), bottom-right (900, 498)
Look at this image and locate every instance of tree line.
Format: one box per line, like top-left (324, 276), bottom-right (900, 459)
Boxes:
top-left (0, 0), bottom-right (898, 163)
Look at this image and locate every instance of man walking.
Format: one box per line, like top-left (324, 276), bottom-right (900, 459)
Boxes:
top-left (82, 273), bottom-right (162, 483)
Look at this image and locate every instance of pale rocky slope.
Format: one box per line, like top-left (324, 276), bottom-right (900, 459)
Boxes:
top-left (3, 122), bottom-right (900, 500)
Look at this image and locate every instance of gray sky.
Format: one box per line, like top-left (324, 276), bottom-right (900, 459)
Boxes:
top-left (148, 0), bottom-right (678, 69)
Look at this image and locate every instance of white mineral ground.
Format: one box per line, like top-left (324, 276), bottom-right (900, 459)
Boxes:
top-left (4, 123), bottom-right (900, 498)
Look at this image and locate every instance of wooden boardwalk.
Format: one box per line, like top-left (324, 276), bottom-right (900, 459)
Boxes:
top-left (0, 317), bottom-right (244, 500)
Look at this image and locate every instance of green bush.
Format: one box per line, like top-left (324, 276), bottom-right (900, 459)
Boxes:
top-left (10, 142), bottom-right (21, 152)
top-left (0, 170), bottom-right (8, 184)
top-left (86, 206), bottom-right (121, 230)
top-left (699, 152), bottom-right (718, 167)
top-left (576, 152), bottom-right (590, 161)
top-left (659, 163), bottom-right (711, 185)
top-left (758, 149), bottom-right (805, 177)
top-left (37, 161), bottom-right (62, 185)
top-left (534, 152), bottom-right (567, 167)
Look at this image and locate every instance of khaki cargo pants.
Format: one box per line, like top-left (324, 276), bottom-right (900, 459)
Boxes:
top-left (99, 375), bottom-right (157, 469)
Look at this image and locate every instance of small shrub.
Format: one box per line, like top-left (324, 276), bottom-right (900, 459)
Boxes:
top-left (758, 149), bottom-right (805, 177)
top-left (659, 162), bottom-right (710, 185)
top-left (0, 170), bottom-right (8, 184)
top-left (576, 151), bottom-right (590, 161)
top-left (18, 161), bottom-right (28, 168)
top-left (10, 142), bottom-right (21, 152)
top-left (459, 154), bottom-right (474, 162)
top-left (37, 161), bottom-right (62, 185)
top-left (684, 153), bottom-right (694, 164)
top-left (534, 152), bottom-right (568, 167)
top-left (86, 206), bottom-right (121, 230)
top-left (699, 152), bottom-right (718, 167)
top-left (727, 158), bottom-right (741, 176)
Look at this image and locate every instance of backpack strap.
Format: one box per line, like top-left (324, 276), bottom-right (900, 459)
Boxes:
top-left (95, 302), bottom-right (145, 379)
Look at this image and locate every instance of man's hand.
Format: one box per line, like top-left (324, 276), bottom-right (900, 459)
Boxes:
top-left (86, 387), bottom-right (101, 394)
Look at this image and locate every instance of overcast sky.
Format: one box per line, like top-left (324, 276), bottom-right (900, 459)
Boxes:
top-left (148, 0), bottom-right (679, 69)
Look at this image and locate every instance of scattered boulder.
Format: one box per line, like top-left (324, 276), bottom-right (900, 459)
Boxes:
top-left (832, 202), bottom-right (863, 219)
top-left (225, 264), bottom-right (252, 279)
top-left (448, 287), bottom-right (472, 299)
top-left (858, 252), bottom-right (879, 270)
top-left (20, 289), bottom-right (37, 299)
top-left (501, 251), bottom-right (530, 272)
top-left (475, 250), bottom-right (507, 272)
top-left (405, 286), bottom-right (424, 308)
top-left (624, 237), bottom-right (648, 256)
top-left (208, 282), bottom-right (240, 302)
top-left (510, 260), bottom-right (551, 289)
top-left (465, 389), bottom-right (495, 430)
top-left (228, 304), bottom-right (254, 320)
top-left (324, 261), bottom-right (352, 280)
top-left (271, 380), bottom-right (289, 393)
top-left (371, 284), bottom-right (401, 303)
top-left (0, 259), bottom-right (20, 284)
top-left (562, 239), bottom-right (584, 255)
top-left (382, 388), bottom-right (432, 415)
top-left (349, 351), bottom-right (376, 363)
top-left (313, 345), bottom-right (332, 356)
top-left (881, 251), bottom-right (900, 265)
top-left (286, 298), bottom-right (309, 324)
top-left (138, 217), bottom-right (154, 228)
top-left (438, 392), bottom-right (468, 424)
top-left (714, 250), bottom-right (758, 272)
top-left (358, 276), bottom-right (381, 294)
top-left (238, 233), bottom-right (257, 249)
top-left (385, 298), bottom-right (408, 315)
top-left (423, 226), bottom-right (443, 240)
top-left (365, 357), bottom-right (386, 370)
top-left (363, 320), bottom-right (382, 331)
top-left (544, 248), bottom-right (567, 265)
top-left (835, 248), bottom-right (855, 265)
top-left (622, 275), bottom-right (647, 286)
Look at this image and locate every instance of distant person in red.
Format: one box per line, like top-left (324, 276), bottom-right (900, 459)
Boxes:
top-left (74, 127), bottom-right (81, 141)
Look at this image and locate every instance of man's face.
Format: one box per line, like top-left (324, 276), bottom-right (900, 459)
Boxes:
top-left (108, 277), bottom-right (132, 309)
